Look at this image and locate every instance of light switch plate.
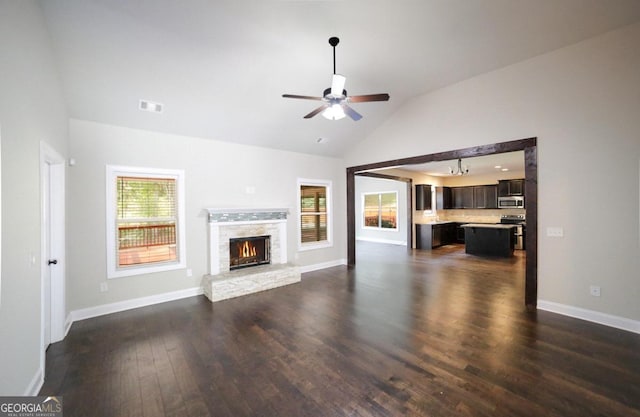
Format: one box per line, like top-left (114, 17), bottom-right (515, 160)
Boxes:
top-left (546, 227), bottom-right (564, 237)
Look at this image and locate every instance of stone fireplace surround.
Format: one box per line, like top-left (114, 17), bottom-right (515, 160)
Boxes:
top-left (202, 208), bottom-right (301, 302)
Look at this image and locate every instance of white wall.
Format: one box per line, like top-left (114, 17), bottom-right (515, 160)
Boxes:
top-left (67, 119), bottom-right (346, 311)
top-left (355, 176), bottom-right (407, 245)
top-left (345, 23), bottom-right (640, 323)
top-left (0, 1), bottom-right (69, 395)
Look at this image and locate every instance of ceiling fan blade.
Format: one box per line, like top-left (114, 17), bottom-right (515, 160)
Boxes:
top-left (342, 104), bottom-right (363, 121)
top-left (330, 74), bottom-right (346, 96)
top-left (282, 94), bottom-right (324, 101)
top-left (304, 104), bottom-right (329, 119)
top-left (348, 93), bottom-right (390, 103)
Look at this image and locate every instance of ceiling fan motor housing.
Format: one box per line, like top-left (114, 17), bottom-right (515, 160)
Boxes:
top-left (323, 87), bottom-right (347, 99)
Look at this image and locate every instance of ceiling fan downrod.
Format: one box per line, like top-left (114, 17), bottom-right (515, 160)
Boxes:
top-left (329, 36), bottom-right (339, 75)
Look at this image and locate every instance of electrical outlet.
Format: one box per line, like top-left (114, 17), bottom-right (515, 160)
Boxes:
top-left (100, 282), bottom-right (108, 293)
top-left (546, 227), bottom-right (564, 237)
top-left (589, 285), bottom-right (601, 297)
top-left (186, 269), bottom-right (193, 277)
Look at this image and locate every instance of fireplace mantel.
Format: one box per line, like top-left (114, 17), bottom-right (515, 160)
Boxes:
top-left (206, 208), bottom-right (289, 224)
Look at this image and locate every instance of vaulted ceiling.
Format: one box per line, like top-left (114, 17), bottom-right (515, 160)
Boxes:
top-left (39, 0), bottom-right (640, 157)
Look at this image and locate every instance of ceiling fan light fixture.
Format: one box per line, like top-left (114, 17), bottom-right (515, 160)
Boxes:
top-left (322, 103), bottom-right (346, 120)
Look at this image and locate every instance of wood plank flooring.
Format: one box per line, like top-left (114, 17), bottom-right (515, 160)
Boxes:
top-left (40, 242), bottom-right (640, 416)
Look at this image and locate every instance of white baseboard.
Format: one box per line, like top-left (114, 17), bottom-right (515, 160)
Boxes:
top-left (64, 314), bottom-right (73, 338)
top-left (69, 286), bottom-right (203, 324)
top-left (538, 300), bottom-right (640, 334)
top-left (24, 367), bottom-right (43, 396)
top-left (356, 237), bottom-right (407, 246)
top-left (299, 259), bottom-right (347, 274)
top-left (66, 260), bottom-right (347, 326)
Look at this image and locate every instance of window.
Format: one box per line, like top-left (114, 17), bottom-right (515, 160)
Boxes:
top-left (363, 192), bottom-right (398, 229)
top-left (106, 165), bottom-right (186, 278)
top-left (298, 179), bottom-right (332, 250)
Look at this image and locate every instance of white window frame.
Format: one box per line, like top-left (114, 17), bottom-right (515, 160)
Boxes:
top-left (297, 178), bottom-right (333, 251)
top-left (106, 165), bottom-right (186, 279)
top-left (362, 191), bottom-right (399, 231)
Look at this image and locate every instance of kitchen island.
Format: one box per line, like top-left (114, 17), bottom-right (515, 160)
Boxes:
top-left (460, 224), bottom-right (517, 257)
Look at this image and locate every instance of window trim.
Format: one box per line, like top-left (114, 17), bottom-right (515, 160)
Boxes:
top-left (362, 191), bottom-right (399, 231)
top-left (297, 178), bottom-right (333, 251)
top-left (106, 165), bottom-right (186, 279)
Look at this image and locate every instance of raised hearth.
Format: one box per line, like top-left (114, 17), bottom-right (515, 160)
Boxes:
top-left (202, 208), bottom-right (300, 302)
top-left (203, 264), bottom-right (300, 302)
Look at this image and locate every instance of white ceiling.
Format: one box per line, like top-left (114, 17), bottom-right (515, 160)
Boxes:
top-left (397, 151), bottom-right (525, 177)
top-left (39, 0), bottom-right (640, 157)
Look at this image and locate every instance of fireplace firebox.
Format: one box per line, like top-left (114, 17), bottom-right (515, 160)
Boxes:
top-left (229, 235), bottom-right (271, 270)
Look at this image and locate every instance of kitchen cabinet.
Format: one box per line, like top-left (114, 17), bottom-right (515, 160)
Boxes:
top-left (498, 179), bottom-right (525, 197)
top-left (436, 187), bottom-right (452, 210)
top-left (461, 224), bottom-right (517, 257)
top-left (473, 185), bottom-right (498, 209)
top-left (416, 222), bottom-right (457, 249)
top-left (452, 187), bottom-right (474, 209)
top-left (439, 184), bottom-right (499, 210)
top-left (431, 225), bottom-right (442, 247)
top-left (455, 223), bottom-right (466, 243)
top-left (415, 184), bottom-right (432, 211)
top-left (443, 223), bottom-right (456, 244)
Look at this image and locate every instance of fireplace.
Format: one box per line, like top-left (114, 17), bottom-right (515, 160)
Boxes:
top-left (229, 235), bottom-right (270, 270)
top-left (203, 208), bottom-right (300, 303)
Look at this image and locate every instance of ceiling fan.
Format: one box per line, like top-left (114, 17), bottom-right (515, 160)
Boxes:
top-left (282, 37), bottom-right (390, 121)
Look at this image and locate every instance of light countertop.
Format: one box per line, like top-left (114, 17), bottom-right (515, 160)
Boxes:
top-left (461, 223), bottom-right (516, 229)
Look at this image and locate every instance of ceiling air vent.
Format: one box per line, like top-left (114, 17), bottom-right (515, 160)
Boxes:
top-left (139, 99), bottom-right (163, 114)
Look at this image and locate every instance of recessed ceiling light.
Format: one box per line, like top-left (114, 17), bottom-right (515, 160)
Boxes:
top-left (494, 165), bottom-right (502, 169)
top-left (501, 168), bottom-right (509, 171)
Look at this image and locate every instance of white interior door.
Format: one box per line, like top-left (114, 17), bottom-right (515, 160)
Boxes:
top-left (43, 163), bottom-right (52, 348)
top-left (40, 142), bottom-right (66, 354)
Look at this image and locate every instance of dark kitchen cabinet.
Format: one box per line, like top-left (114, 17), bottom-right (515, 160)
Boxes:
top-left (452, 187), bottom-right (474, 209)
top-left (455, 223), bottom-right (466, 243)
top-left (415, 224), bottom-right (431, 249)
top-left (415, 184), bottom-right (432, 211)
top-left (473, 185), bottom-right (498, 209)
top-left (498, 179), bottom-right (525, 197)
top-left (436, 186), bottom-right (452, 210)
top-left (442, 223), bottom-right (456, 244)
top-left (416, 223), bottom-right (457, 249)
top-left (431, 225), bottom-right (442, 247)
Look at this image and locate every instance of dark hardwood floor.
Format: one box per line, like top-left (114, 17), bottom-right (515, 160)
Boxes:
top-left (41, 242), bottom-right (640, 417)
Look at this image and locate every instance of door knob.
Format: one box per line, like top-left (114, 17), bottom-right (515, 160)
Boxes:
top-left (48, 259), bottom-right (58, 265)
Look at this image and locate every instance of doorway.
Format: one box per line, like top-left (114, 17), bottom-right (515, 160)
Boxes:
top-left (346, 138), bottom-right (538, 309)
top-left (40, 142), bottom-right (66, 356)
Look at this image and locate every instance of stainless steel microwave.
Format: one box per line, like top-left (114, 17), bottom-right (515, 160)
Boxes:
top-left (498, 196), bottom-right (524, 208)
